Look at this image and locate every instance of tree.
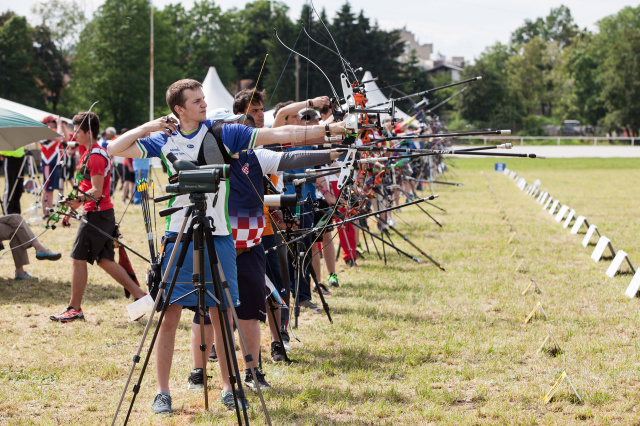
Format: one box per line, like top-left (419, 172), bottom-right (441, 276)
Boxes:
top-left (511, 5), bottom-right (580, 48)
top-left (232, 0), bottom-right (295, 99)
top-left (68, 0), bottom-right (152, 130)
top-left (32, 24), bottom-right (70, 113)
top-left (596, 6), bottom-right (640, 134)
top-left (31, 0), bottom-right (87, 55)
top-left (161, 0), bottom-right (237, 87)
top-left (0, 14), bottom-right (44, 108)
top-left (458, 43), bottom-right (517, 129)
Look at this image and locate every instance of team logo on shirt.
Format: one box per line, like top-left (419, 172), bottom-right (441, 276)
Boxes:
top-left (242, 163), bottom-right (249, 175)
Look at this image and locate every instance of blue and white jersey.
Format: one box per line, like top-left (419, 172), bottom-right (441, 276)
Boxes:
top-left (136, 119), bottom-right (259, 235)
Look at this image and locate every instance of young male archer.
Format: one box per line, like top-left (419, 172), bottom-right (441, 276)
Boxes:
top-left (50, 112), bottom-right (146, 322)
top-left (108, 79), bottom-right (346, 414)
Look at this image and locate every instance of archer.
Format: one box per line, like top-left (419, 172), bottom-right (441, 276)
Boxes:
top-left (50, 112), bottom-right (146, 322)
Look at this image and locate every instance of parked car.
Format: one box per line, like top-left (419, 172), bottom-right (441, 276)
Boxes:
top-left (562, 120), bottom-right (583, 136)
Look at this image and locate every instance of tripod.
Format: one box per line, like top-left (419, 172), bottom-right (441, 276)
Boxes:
top-left (3, 151), bottom-right (41, 220)
top-left (111, 192), bottom-right (271, 426)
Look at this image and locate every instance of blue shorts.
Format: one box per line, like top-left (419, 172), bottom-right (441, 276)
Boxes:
top-left (161, 233), bottom-right (239, 308)
top-left (42, 163), bottom-right (60, 191)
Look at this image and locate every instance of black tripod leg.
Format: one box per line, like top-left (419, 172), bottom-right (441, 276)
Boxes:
top-left (192, 222), bottom-right (209, 410)
top-left (381, 227), bottom-right (387, 265)
top-left (306, 262), bottom-right (332, 324)
top-left (361, 223), bottom-right (371, 254)
top-left (204, 232), bottom-right (272, 425)
top-left (416, 203), bottom-right (443, 227)
top-left (369, 231), bottom-right (382, 260)
top-left (267, 298), bottom-right (292, 363)
top-left (389, 225), bottom-right (445, 271)
top-left (199, 226), bottom-right (247, 426)
top-left (383, 228), bottom-right (402, 257)
top-left (293, 240), bottom-right (301, 329)
top-left (354, 223), bottom-right (420, 263)
top-left (120, 219), bottom-right (194, 425)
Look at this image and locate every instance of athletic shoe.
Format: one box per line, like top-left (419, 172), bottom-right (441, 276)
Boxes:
top-left (345, 259), bottom-right (355, 267)
top-left (35, 248), bottom-right (62, 261)
top-left (15, 271), bottom-right (38, 280)
top-left (327, 273), bottom-right (340, 287)
top-left (300, 299), bottom-right (321, 313)
top-left (209, 345), bottom-right (217, 362)
top-left (313, 283), bottom-right (331, 295)
top-left (281, 331), bottom-right (291, 351)
top-left (49, 307), bottom-right (84, 322)
top-left (244, 368), bottom-right (270, 391)
top-left (221, 390), bottom-right (250, 410)
top-left (187, 368), bottom-right (204, 391)
top-left (270, 341), bottom-right (285, 363)
top-left (152, 392), bottom-right (172, 414)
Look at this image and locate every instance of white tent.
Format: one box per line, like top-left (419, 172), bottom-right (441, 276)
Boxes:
top-left (362, 71), bottom-right (410, 121)
top-left (263, 109), bottom-right (275, 128)
top-left (202, 67), bottom-right (235, 115)
top-left (0, 97), bottom-right (72, 124)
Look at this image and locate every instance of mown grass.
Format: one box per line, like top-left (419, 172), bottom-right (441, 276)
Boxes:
top-left (0, 157), bottom-right (638, 424)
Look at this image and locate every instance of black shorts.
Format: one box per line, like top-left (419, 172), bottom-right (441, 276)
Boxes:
top-left (124, 166), bottom-right (135, 183)
top-left (235, 244), bottom-right (267, 322)
top-left (70, 209), bottom-right (116, 264)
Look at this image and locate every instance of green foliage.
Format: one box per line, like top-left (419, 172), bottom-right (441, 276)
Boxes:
top-left (30, 0), bottom-right (87, 55)
top-left (511, 5), bottom-right (580, 48)
top-left (596, 6), bottom-right (640, 134)
top-left (0, 13), bottom-right (68, 113)
top-left (459, 5), bottom-right (640, 136)
top-left (68, 0), bottom-right (153, 130)
top-left (0, 14), bottom-right (43, 107)
top-left (33, 24), bottom-right (70, 113)
top-left (459, 43), bottom-right (517, 129)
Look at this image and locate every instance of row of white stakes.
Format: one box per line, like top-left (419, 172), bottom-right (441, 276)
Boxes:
top-left (502, 168), bottom-right (640, 298)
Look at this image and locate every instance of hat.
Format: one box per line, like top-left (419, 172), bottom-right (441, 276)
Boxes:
top-left (208, 108), bottom-right (243, 122)
top-left (41, 115), bottom-right (56, 124)
top-left (298, 107), bottom-right (320, 121)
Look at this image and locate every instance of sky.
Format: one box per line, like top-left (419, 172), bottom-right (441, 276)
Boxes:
top-left (6, 0), bottom-right (635, 62)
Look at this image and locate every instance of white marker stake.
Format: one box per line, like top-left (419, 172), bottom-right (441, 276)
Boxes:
top-left (571, 216), bottom-right (587, 234)
top-left (555, 205), bottom-right (570, 223)
top-left (582, 224), bottom-right (597, 247)
top-left (591, 236), bottom-right (611, 262)
top-left (549, 200), bottom-right (560, 215)
top-left (543, 197), bottom-right (553, 210)
top-left (539, 192), bottom-right (548, 205)
top-left (625, 269), bottom-right (640, 298)
top-left (563, 209), bottom-right (576, 229)
top-left (606, 250), bottom-right (630, 278)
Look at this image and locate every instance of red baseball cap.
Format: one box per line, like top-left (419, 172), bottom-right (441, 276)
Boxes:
top-left (41, 115), bottom-right (57, 124)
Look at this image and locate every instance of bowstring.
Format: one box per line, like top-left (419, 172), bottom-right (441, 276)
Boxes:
top-left (238, 31), bottom-right (297, 259)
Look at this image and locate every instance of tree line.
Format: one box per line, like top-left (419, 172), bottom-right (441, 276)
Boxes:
top-left (1, 0), bottom-right (415, 131)
top-left (1, 1), bottom-right (638, 135)
top-left (456, 5), bottom-right (640, 136)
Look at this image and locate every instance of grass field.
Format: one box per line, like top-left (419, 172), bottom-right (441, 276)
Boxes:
top-left (0, 157), bottom-right (638, 425)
